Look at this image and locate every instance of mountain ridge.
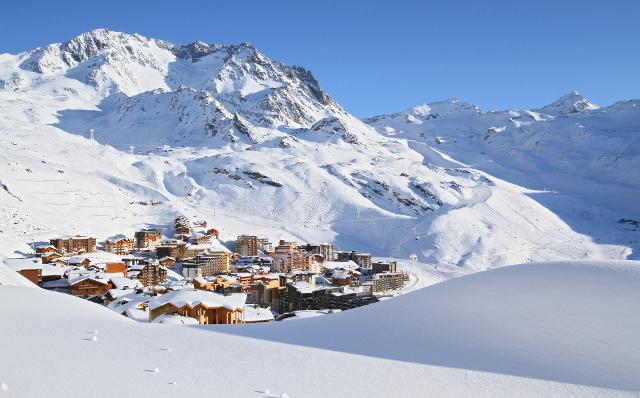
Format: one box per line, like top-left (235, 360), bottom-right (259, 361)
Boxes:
top-left (0, 29), bottom-right (637, 270)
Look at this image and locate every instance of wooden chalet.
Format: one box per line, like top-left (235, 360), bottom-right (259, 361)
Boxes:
top-left (148, 290), bottom-right (246, 324)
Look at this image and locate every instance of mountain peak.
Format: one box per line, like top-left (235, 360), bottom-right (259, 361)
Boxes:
top-left (538, 91), bottom-right (599, 116)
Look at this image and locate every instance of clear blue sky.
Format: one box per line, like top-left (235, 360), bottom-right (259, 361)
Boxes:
top-left (1, 0), bottom-right (638, 116)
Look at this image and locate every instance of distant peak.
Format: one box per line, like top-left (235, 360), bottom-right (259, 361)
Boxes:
top-left (539, 91), bottom-right (599, 116)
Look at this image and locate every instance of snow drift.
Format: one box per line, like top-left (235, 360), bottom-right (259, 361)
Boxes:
top-left (0, 259), bottom-right (638, 397)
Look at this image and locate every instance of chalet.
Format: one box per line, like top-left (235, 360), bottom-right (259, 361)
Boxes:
top-left (148, 290), bottom-right (246, 324)
top-left (136, 264), bottom-right (167, 287)
top-left (4, 258), bottom-right (43, 286)
top-left (193, 278), bottom-right (215, 291)
top-left (69, 276), bottom-right (112, 297)
top-left (205, 228), bottom-right (220, 239)
top-left (41, 251), bottom-right (63, 264)
top-left (104, 237), bottom-right (135, 255)
top-left (158, 256), bottom-right (176, 268)
top-left (330, 268), bottom-right (361, 287)
top-left (49, 235), bottom-right (97, 254)
top-left (109, 277), bottom-right (143, 290)
top-left (34, 244), bottom-right (58, 257)
top-left (192, 233), bottom-right (211, 245)
top-left (67, 256), bottom-right (92, 268)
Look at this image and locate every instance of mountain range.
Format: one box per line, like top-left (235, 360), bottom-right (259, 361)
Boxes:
top-left (0, 28), bottom-right (638, 270)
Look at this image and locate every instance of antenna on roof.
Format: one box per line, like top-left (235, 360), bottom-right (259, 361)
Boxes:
top-left (89, 128), bottom-right (95, 140)
top-left (129, 146), bottom-right (135, 154)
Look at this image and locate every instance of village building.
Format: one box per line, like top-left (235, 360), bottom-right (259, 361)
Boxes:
top-left (257, 237), bottom-right (273, 253)
top-left (191, 233), bottom-right (211, 245)
top-left (245, 276), bottom-right (281, 307)
top-left (329, 268), bottom-right (361, 287)
top-left (121, 256), bottom-right (150, 268)
top-left (134, 228), bottom-right (162, 249)
top-left (136, 263), bottom-right (168, 287)
top-left (337, 251), bottom-right (372, 268)
top-left (49, 236), bottom-right (97, 254)
top-left (279, 282), bottom-right (377, 313)
top-left (147, 290), bottom-right (247, 324)
top-left (41, 251), bottom-right (63, 264)
top-left (67, 256), bottom-right (92, 268)
top-left (366, 271), bottom-right (409, 293)
top-left (156, 241), bottom-right (192, 260)
top-left (180, 252), bottom-right (230, 278)
top-left (205, 228), bottom-right (220, 239)
top-left (105, 262), bottom-right (127, 275)
top-left (372, 261), bottom-right (397, 274)
top-left (243, 305), bottom-right (275, 323)
top-left (69, 276), bottom-right (112, 297)
top-left (273, 241), bottom-right (322, 274)
top-left (303, 243), bottom-right (335, 261)
top-left (109, 277), bottom-right (143, 290)
top-left (4, 258), bottom-right (44, 286)
top-left (158, 256), bottom-right (176, 268)
top-left (104, 237), bottom-right (135, 255)
top-left (235, 235), bottom-right (259, 257)
top-left (34, 244), bottom-right (59, 257)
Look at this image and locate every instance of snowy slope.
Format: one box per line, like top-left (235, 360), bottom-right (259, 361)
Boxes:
top-left (0, 29), bottom-right (637, 272)
top-left (0, 259), bottom-right (638, 397)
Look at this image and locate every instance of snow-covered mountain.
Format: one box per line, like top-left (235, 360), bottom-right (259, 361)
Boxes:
top-left (0, 29), bottom-right (638, 271)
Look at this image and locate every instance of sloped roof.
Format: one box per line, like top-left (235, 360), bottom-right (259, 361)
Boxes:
top-left (148, 289), bottom-right (246, 311)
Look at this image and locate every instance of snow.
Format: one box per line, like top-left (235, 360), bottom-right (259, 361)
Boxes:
top-left (0, 259), bottom-right (638, 397)
top-left (242, 305), bottom-right (275, 323)
top-left (147, 289), bottom-right (246, 311)
top-left (0, 29), bottom-right (638, 395)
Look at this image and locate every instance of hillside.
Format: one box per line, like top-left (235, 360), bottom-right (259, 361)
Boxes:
top-left (0, 259), bottom-right (638, 397)
top-left (0, 29), bottom-right (637, 272)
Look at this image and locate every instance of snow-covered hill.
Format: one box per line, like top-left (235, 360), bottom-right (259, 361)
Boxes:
top-left (0, 28), bottom-right (637, 271)
top-left (1, 260), bottom-right (638, 397)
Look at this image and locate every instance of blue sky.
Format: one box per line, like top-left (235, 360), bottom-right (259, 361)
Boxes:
top-left (1, 0), bottom-right (638, 116)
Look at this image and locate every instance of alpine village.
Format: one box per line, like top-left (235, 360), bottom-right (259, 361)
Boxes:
top-left (5, 215), bottom-right (409, 325)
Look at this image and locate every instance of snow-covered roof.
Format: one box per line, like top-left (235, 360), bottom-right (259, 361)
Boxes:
top-left (109, 277), bottom-right (143, 290)
top-left (290, 281), bottom-right (319, 294)
top-left (41, 279), bottom-right (70, 289)
top-left (106, 288), bottom-right (137, 299)
top-left (243, 305), bottom-right (275, 322)
top-left (323, 260), bottom-right (358, 270)
top-left (69, 276), bottom-right (110, 286)
top-left (152, 314), bottom-right (199, 325)
top-left (148, 289), bottom-right (246, 311)
top-left (4, 257), bottom-right (43, 271)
